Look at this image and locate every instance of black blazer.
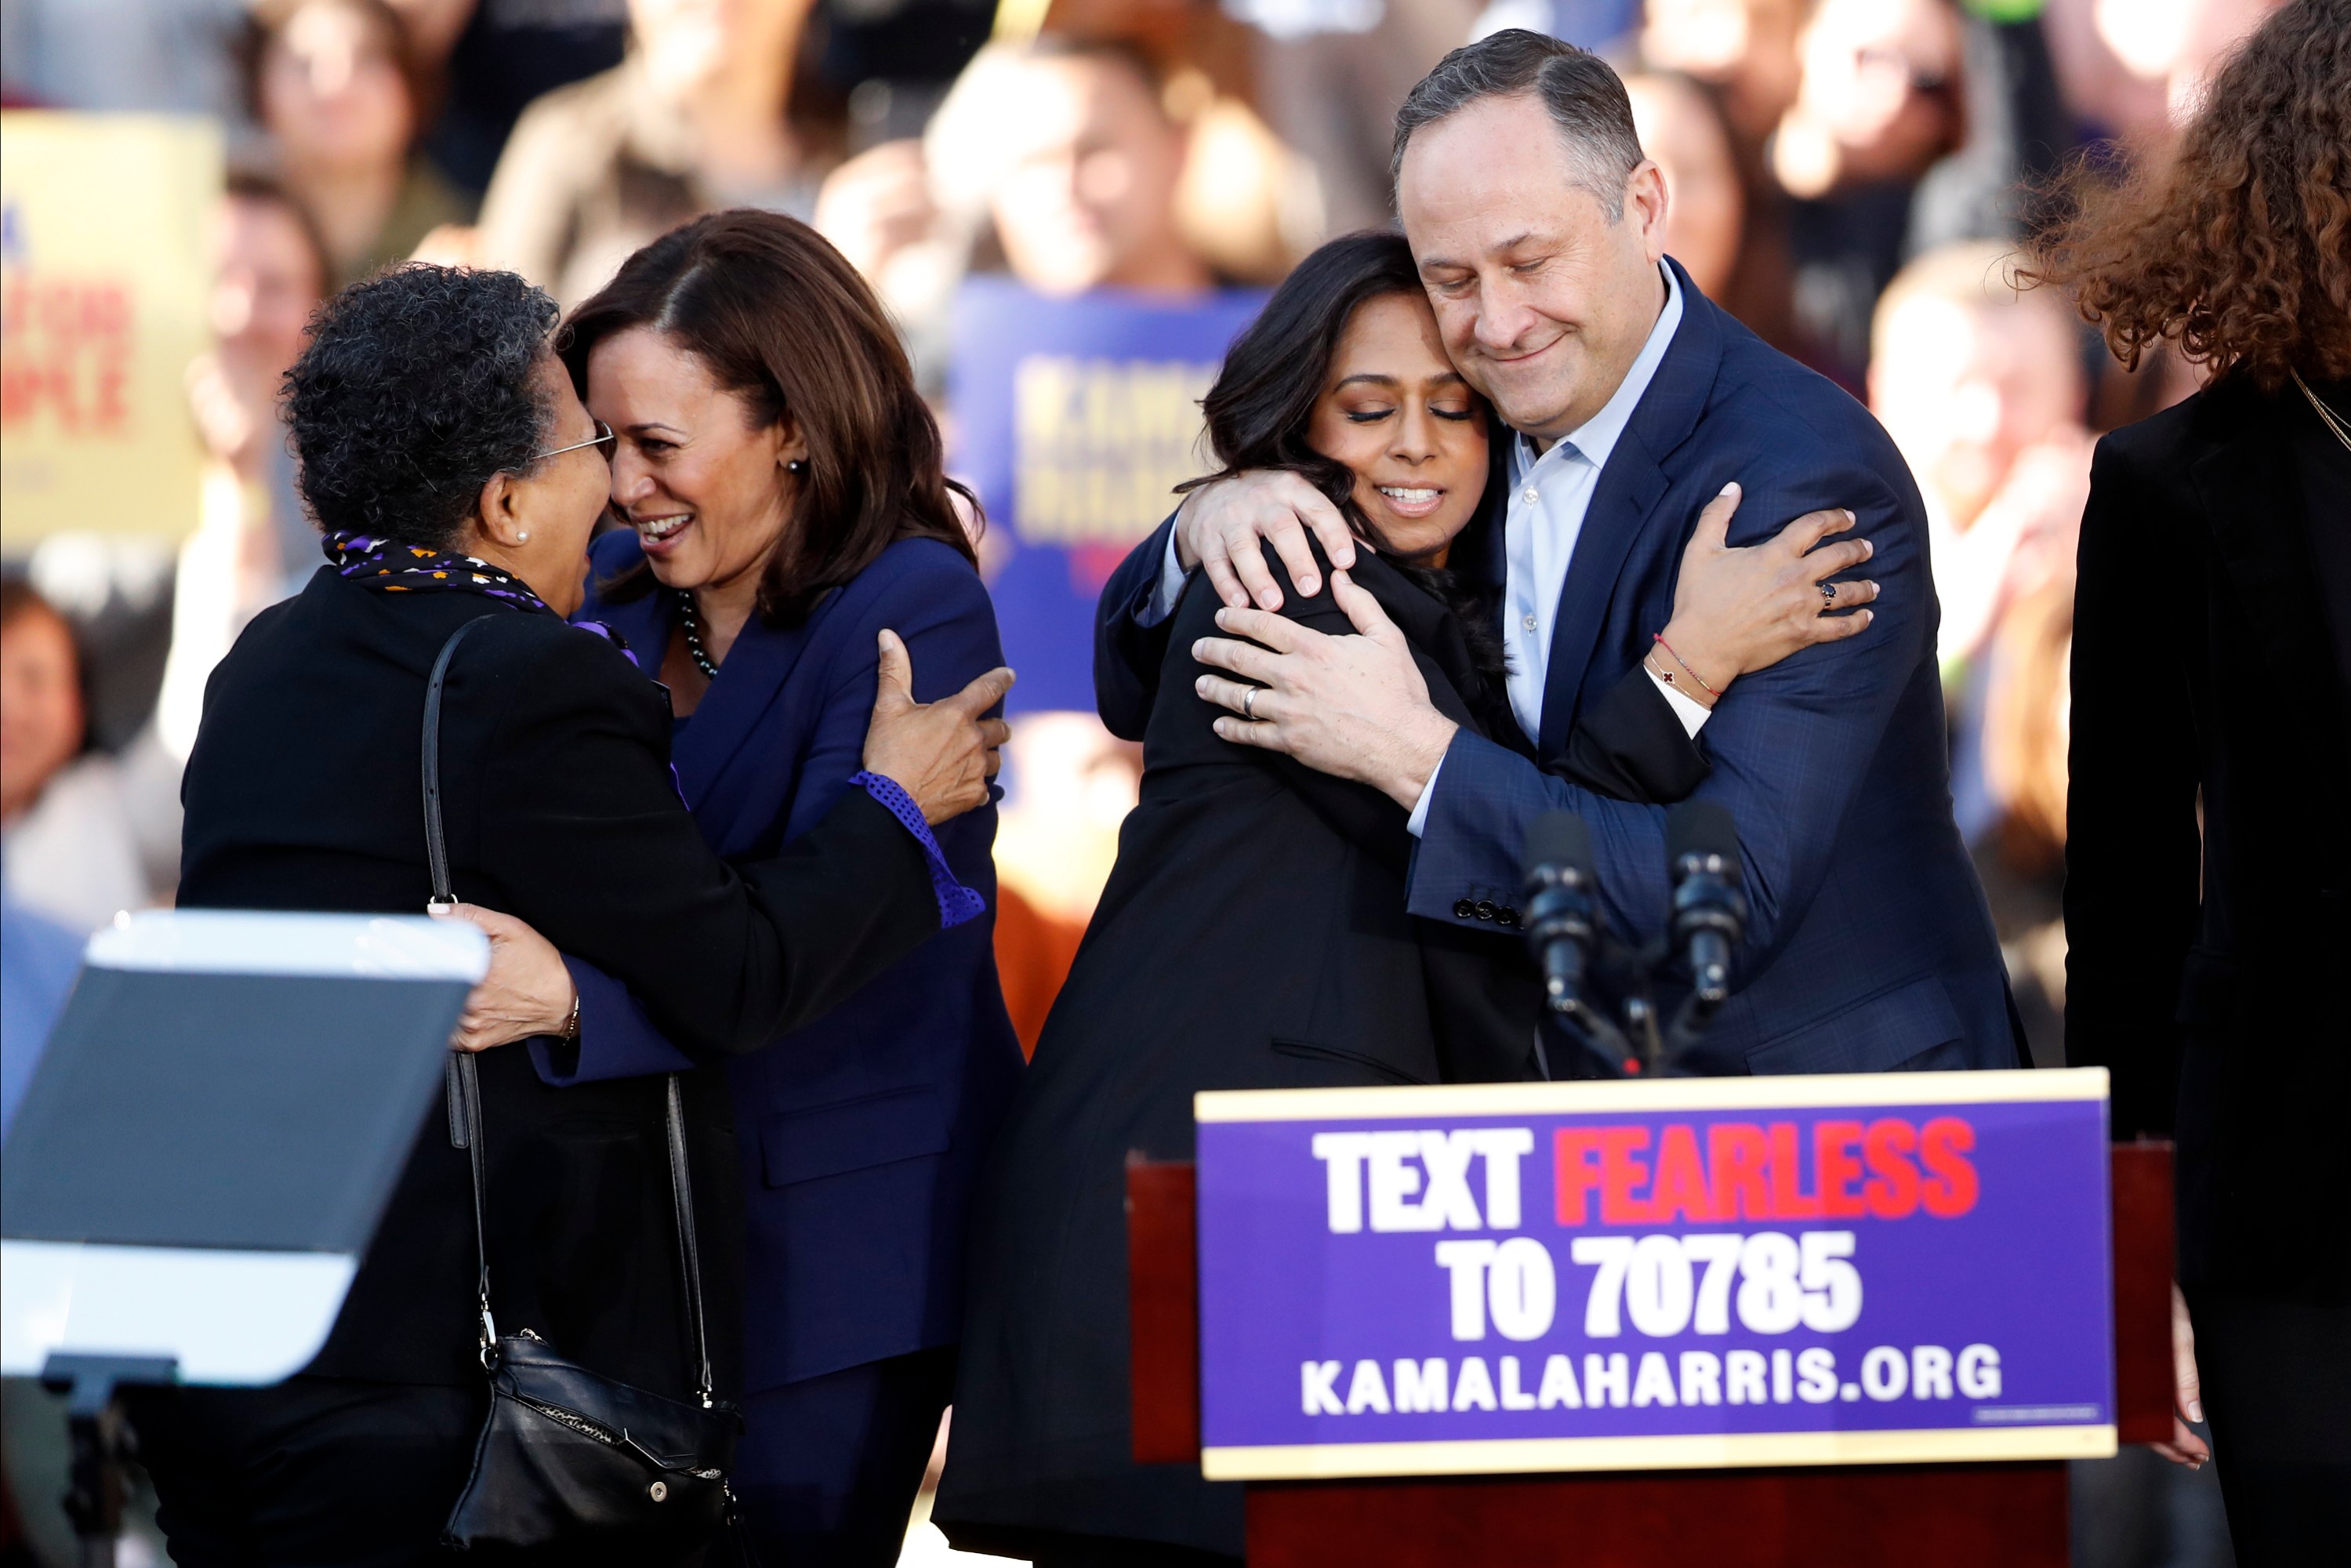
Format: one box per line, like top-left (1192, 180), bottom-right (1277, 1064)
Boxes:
top-left (2065, 376), bottom-right (2351, 1300)
top-left (937, 546), bottom-right (1704, 1560)
top-left (177, 567), bottom-right (941, 1391)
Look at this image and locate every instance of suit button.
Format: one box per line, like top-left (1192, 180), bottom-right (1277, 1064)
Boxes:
top-left (1497, 906), bottom-right (1521, 927)
top-left (1453, 899), bottom-right (1477, 920)
top-left (1475, 901), bottom-right (1497, 922)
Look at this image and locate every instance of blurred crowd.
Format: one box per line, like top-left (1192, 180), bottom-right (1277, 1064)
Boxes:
top-left (0, 1), bottom-right (2292, 1563)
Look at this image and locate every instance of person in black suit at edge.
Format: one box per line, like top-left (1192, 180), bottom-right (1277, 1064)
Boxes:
top-left (2025, 1), bottom-right (2351, 1559)
top-left (936, 232), bottom-right (1878, 1567)
top-left (128, 263), bottom-right (1014, 1566)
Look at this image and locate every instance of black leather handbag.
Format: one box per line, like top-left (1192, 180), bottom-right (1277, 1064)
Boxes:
top-left (419, 618), bottom-right (752, 1559)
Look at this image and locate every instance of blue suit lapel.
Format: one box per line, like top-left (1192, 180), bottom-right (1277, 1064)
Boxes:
top-left (1533, 260), bottom-right (1725, 757)
top-left (671, 590), bottom-right (838, 837)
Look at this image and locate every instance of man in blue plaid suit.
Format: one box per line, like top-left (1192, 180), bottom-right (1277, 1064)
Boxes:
top-left (1093, 32), bottom-right (2018, 1076)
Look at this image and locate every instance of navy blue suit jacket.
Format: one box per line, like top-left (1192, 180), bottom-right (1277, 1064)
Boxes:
top-left (537, 531), bottom-right (1025, 1391)
top-left (1098, 259), bottom-right (2014, 1075)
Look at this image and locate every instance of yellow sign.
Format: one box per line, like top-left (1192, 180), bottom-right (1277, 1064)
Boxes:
top-left (2, 113), bottom-right (221, 550)
top-left (1013, 354), bottom-right (1219, 546)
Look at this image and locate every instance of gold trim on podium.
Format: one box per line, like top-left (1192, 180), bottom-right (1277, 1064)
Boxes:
top-left (1201, 1421), bottom-right (2120, 1480)
top-left (1196, 1066), bottom-right (2108, 1123)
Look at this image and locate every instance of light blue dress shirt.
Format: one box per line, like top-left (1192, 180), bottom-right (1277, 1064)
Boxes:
top-left (1408, 261), bottom-right (1703, 834)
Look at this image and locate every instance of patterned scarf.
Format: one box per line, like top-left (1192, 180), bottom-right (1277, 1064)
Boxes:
top-left (321, 529), bottom-right (638, 668)
top-left (321, 530), bottom-right (557, 615)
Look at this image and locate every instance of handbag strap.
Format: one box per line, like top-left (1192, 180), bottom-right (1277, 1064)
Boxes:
top-left (666, 1076), bottom-right (716, 1406)
top-left (426, 615), bottom-right (500, 1356)
top-left (423, 615), bottom-right (718, 1400)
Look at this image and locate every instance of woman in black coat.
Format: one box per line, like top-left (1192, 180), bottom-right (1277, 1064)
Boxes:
top-left (935, 234), bottom-right (1878, 1566)
top-left (2033, 6), bottom-right (2351, 1557)
top-left (131, 265), bottom-right (1011, 1566)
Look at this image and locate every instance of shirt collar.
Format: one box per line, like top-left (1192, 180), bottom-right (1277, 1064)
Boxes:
top-left (1511, 260), bottom-right (1684, 481)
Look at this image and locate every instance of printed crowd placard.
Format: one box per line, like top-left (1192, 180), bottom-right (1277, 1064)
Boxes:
top-left (1194, 1069), bottom-right (2115, 1479)
top-left (947, 276), bottom-right (1264, 713)
top-left (2, 113), bottom-right (221, 550)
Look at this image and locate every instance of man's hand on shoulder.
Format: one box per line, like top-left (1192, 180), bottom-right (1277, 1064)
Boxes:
top-left (1175, 470), bottom-right (1362, 612)
top-left (1190, 571), bottom-right (1456, 809)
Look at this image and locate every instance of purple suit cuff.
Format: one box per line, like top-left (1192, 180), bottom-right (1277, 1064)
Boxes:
top-left (530, 956), bottom-right (697, 1087)
top-left (850, 770), bottom-right (985, 930)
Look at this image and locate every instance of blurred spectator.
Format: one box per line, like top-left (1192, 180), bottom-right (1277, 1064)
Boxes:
top-left (1632, 0), bottom-right (1803, 347)
top-left (1641, 0), bottom-right (1806, 147)
top-left (1260, 0), bottom-right (1483, 236)
top-left (1905, 3), bottom-right (2073, 255)
top-left (928, 36), bottom-right (1215, 300)
top-left (0, 0), bottom-right (249, 125)
top-left (408, 0), bottom-right (632, 196)
top-left (1868, 239), bottom-right (2091, 672)
top-left (830, 34), bottom-right (1232, 384)
top-left (1623, 69), bottom-right (1743, 299)
top-left (1772, 0), bottom-right (1965, 201)
top-left (476, 0), bottom-right (833, 307)
top-left (2043, 0), bottom-right (2286, 147)
top-left (1870, 238), bottom-right (2090, 1070)
top-left (157, 173), bottom-right (332, 764)
top-left (185, 173), bottom-right (327, 559)
top-left (1773, 0), bottom-right (1967, 385)
top-left (245, 0), bottom-right (473, 288)
top-left (0, 582), bottom-right (177, 935)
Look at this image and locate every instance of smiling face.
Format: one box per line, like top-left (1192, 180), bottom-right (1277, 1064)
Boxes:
top-left (1305, 292), bottom-right (1489, 564)
top-left (586, 325), bottom-right (804, 595)
top-left (1397, 92), bottom-right (1669, 446)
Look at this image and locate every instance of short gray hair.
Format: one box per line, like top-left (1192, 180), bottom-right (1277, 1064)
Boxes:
top-left (1391, 30), bottom-right (1645, 220)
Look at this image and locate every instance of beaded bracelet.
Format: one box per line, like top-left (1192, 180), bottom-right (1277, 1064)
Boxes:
top-left (1651, 632), bottom-right (1721, 698)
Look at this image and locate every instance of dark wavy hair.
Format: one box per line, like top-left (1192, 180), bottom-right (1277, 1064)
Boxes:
top-left (284, 265), bottom-right (558, 550)
top-left (1181, 231), bottom-right (1506, 681)
top-left (561, 210), bottom-right (980, 624)
top-left (2019, 0), bottom-right (2351, 390)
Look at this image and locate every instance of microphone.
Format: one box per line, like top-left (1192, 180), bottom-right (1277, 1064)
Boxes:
top-left (1666, 801), bottom-right (1747, 1011)
top-left (1522, 811), bottom-right (1598, 1018)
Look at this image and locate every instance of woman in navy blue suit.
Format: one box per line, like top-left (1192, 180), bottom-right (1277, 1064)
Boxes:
top-left (470, 210), bottom-right (1025, 1566)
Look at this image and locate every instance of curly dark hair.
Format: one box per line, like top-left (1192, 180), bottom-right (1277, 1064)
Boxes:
top-left (2019, 0), bottom-right (2351, 390)
top-left (285, 265), bottom-right (559, 550)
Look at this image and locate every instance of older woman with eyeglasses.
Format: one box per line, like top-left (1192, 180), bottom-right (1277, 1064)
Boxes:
top-left (127, 262), bottom-right (1011, 1566)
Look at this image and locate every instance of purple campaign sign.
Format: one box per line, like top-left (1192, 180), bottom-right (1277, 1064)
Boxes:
top-left (1194, 1070), bottom-right (2115, 1479)
top-left (946, 277), bottom-right (1264, 714)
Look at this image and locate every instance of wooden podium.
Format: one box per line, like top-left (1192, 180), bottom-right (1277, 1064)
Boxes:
top-left (1127, 1142), bottom-right (2175, 1567)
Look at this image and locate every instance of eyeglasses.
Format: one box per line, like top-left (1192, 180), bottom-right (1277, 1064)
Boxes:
top-left (534, 419), bottom-right (615, 463)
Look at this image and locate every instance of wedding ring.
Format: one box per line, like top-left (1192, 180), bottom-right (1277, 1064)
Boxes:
top-left (1243, 688), bottom-right (1259, 720)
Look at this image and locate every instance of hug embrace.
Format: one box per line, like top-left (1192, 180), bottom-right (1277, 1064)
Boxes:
top-left (939, 29), bottom-right (2018, 1568)
top-left (130, 25), bottom-right (2046, 1568)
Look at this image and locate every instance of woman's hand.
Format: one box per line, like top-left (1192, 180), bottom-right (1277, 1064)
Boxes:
top-left (433, 902), bottom-right (577, 1053)
top-left (1649, 484), bottom-right (1879, 705)
top-left (2152, 1283), bottom-right (2212, 1469)
top-left (862, 630), bottom-right (1016, 824)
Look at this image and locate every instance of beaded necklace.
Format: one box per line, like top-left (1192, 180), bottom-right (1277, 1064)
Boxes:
top-left (674, 589), bottom-right (720, 680)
